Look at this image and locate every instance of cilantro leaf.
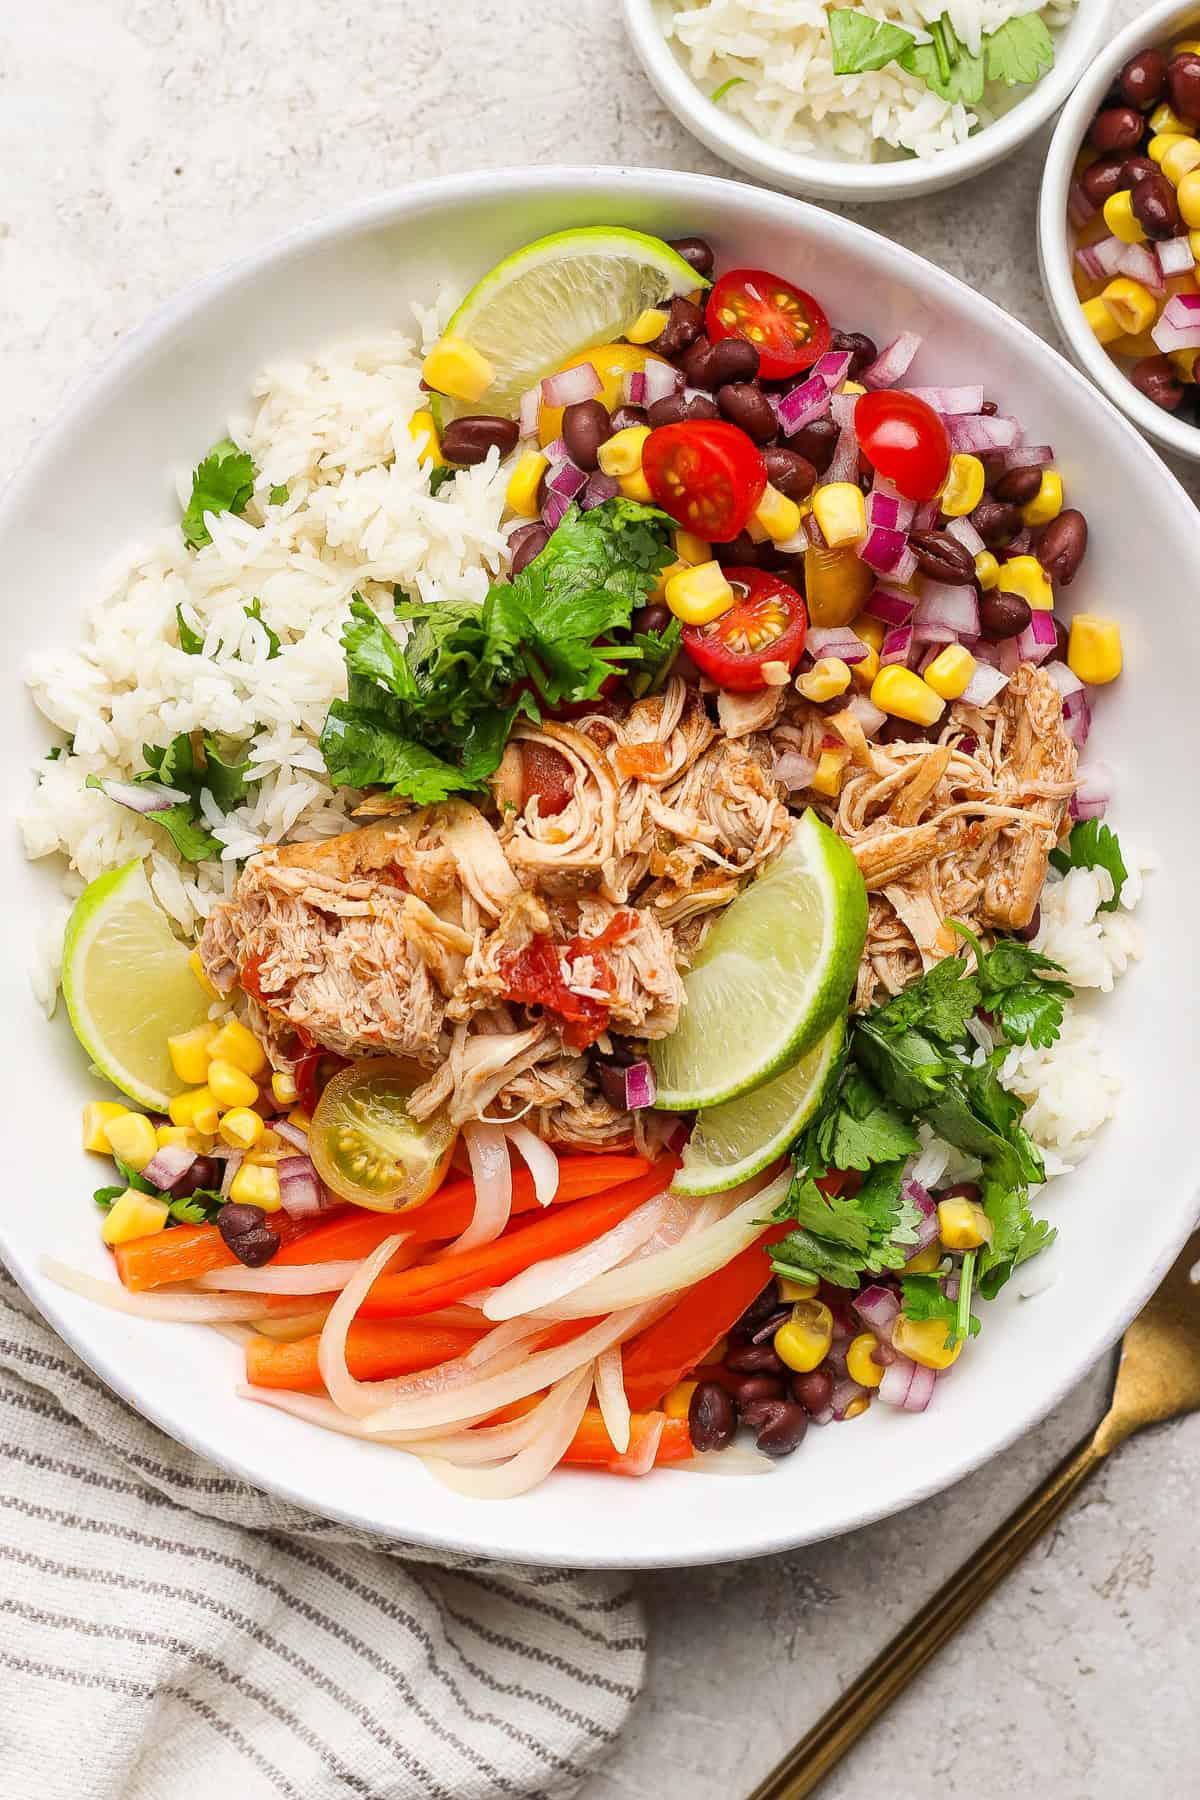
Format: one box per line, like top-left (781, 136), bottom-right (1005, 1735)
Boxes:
top-left (1049, 819), bottom-right (1128, 911)
top-left (978, 1171), bottom-right (1056, 1298)
top-left (319, 702), bottom-right (495, 803)
top-left (984, 13), bottom-right (1054, 86)
top-left (268, 484), bottom-right (290, 506)
top-left (175, 605), bottom-right (205, 655)
top-left (92, 1185), bottom-right (126, 1211)
top-left (901, 1270), bottom-right (981, 1344)
top-left (428, 465), bottom-right (456, 495)
top-left (949, 921), bottom-right (1073, 1050)
top-left (770, 1160), bottom-right (919, 1286)
top-left (167, 1189), bottom-right (225, 1225)
top-left (181, 437), bottom-right (256, 549)
top-left (828, 8), bottom-right (916, 74)
top-left (93, 732), bottom-right (256, 863)
top-left (901, 23), bottom-right (985, 105)
top-left (870, 954), bottom-right (979, 1046)
top-left (244, 598), bottom-right (281, 659)
top-left (627, 616), bottom-right (682, 698)
top-left (796, 1066), bottom-right (920, 1174)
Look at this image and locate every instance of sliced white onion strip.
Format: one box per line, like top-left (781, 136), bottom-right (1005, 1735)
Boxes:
top-left (236, 1385), bottom-right (506, 1446)
top-left (42, 1260), bottom-right (324, 1324)
top-left (447, 1120), bottom-right (512, 1255)
top-left (195, 1260), bottom-right (360, 1295)
top-left (501, 1123), bottom-right (560, 1207)
top-left (594, 1346), bottom-right (631, 1455)
top-left (481, 1190), bottom-right (673, 1321)
top-left (419, 1365), bottom-right (594, 1499)
top-left (316, 1232), bottom-right (418, 1418)
top-left (531, 1171), bottom-right (790, 1319)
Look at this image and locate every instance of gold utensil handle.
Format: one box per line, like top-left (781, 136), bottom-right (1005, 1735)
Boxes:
top-left (748, 1433), bottom-right (1106, 1800)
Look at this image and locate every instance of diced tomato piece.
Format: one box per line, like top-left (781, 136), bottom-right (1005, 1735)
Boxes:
top-left (520, 741), bottom-right (574, 817)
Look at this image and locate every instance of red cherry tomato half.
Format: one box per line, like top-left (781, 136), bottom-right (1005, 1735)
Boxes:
top-left (705, 269), bottom-right (831, 380)
top-left (854, 390), bottom-right (951, 503)
top-left (680, 568), bottom-right (807, 692)
top-left (642, 420), bottom-right (767, 543)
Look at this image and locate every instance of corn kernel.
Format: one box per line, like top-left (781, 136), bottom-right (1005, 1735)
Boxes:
top-left (774, 1300), bottom-right (833, 1373)
top-left (937, 1197), bottom-right (994, 1251)
top-left (1068, 613), bottom-right (1123, 685)
top-left (1100, 277), bottom-right (1158, 336)
top-left (753, 483), bottom-right (803, 544)
top-left (208, 1019), bottom-right (267, 1078)
top-left (188, 948), bottom-right (220, 1001)
top-left (812, 481), bottom-right (867, 548)
top-left (673, 529), bottom-right (711, 565)
top-left (652, 558), bottom-right (688, 600)
top-left (104, 1111), bottom-right (158, 1173)
top-left (906, 1244), bottom-right (943, 1274)
top-left (852, 613), bottom-right (885, 652)
top-left (841, 380), bottom-right (866, 395)
top-left (998, 554), bottom-right (1054, 611)
top-left (101, 1189), bottom-right (170, 1246)
top-left (846, 1332), bottom-right (884, 1389)
top-left (778, 1277), bottom-right (819, 1302)
top-left (1149, 133), bottom-right (1189, 167)
top-left (842, 1395), bottom-right (872, 1421)
top-left (1102, 191), bottom-right (1147, 244)
top-left (82, 1101), bottom-right (127, 1155)
top-left (870, 665), bottom-right (945, 727)
top-left (421, 337), bottom-right (494, 403)
top-left (1081, 296), bottom-right (1122, 346)
top-left (229, 1160), bottom-right (282, 1211)
top-left (1170, 41), bottom-right (1200, 61)
top-left (1178, 169), bottom-right (1200, 229)
top-left (168, 1087), bottom-right (221, 1135)
top-left (1171, 345), bottom-right (1200, 381)
top-left (287, 1109), bottom-right (313, 1134)
top-left (796, 657), bottom-right (852, 702)
top-left (1020, 470), bottom-right (1064, 528)
top-left (219, 1106), bottom-right (265, 1151)
top-left (271, 1070), bottom-right (299, 1107)
top-left (156, 1125), bottom-right (209, 1153)
top-left (663, 1380), bottom-right (698, 1421)
top-left (664, 560), bottom-right (735, 625)
top-left (597, 424), bottom-right (650, 478)
top-left (893, 1312), bottom-right (963, 1371)
top-left (1162, 137), bottom-right (1200, 187)
top-left (408, 408), bottom-right (443, 469)
top-left (810, 746), bottom-right (851, 797)
top-left (974, 550), bottom-right (1000, 590)
top-left (504, 449), bottom-right (548, 519)
top-left (618, 468), bottom-right (654, 503)
top-left (167, 1024), bottom-right (218, 1087)
top-left (939, 454), bottom-right (985, 518)
top-left (1151, 102), bottom-right (1190, 135)
top-left (853, 644), bottom-right (880, 686)
top-left (252, 1128), bottom-right (287, 1157)
top-left (923, 643), bottom-right (976, 701)
top-left (207, 1058), bottom-right (260, 1108)
top-left (626, 307), bottom-right (669, 345)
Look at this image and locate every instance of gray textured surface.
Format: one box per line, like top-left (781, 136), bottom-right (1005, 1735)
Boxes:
top-left (2, 3), bottom-right (1197, 1796)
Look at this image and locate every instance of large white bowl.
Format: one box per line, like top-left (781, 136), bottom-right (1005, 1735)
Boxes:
top-left (2, 168), bottom-right (1197, 1569)
top-left (1039, 0), bottom-right (1200, 462)
top-left (623, 0), bottom-right (1112, 201)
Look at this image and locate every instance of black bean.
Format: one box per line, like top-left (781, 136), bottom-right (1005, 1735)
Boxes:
top-left (1054, 616), bottom-right (1070, 663)
top-left (647, 391), bottom-right (719, 428)
top-left (679, 337), bottom-right (716, 387)
top-left (734, 1278), bottom-right (780, 1336)
top-left (609, 404), bottom-right (648, 432)
top-left (715, 530), bottom-right (760, 568)
top-left (1169, 52), bottom-right (1200, 125)
top-left (749, 1306), bottom-right (795, 1345)
top-left (940, 1181), bottom-right (982, 1205)
top-left (1119, 48), bottom-right (1167, 110)
top-left (789, 415), bottom-right (838, 474)
top-left (729, 1373), bottom-right (788, 1409)
top-left (591, 1058), bottom-right (632, 1111)
top-left (508, 522), bottom-right (549, 577)
top-left (971, 497), bottom-right (1023, 549)
top-left (217, 1202), bottom-right (280, 1268)
top-left (830, 329), bottom-right (878, 378)
top-left (751, 1400), bottom-right (809, 1457)
top-left (1131, 352), bottom-right (1185, 411)
top-left (1080, 156), bottom-right (1129, 206)
top-left (668, 235), bottom-right (715, 277)
top-left (980, 399), bottom-right (999, 417)
top-left (688, 1379), bottom-right (736, 1452)
top-left (648, 296), bottom-right (705, 359)
top-left (708, 337), bottom-right (760, 387)
top-left (631, 602), bottom-right (671, 636)
top-left (1131, 172), bottom-right (1181, 240)
top-left (717, 381), bottom-right (778, 443)
top-left (761, 445), bottom-right (817, 500)
top-left (440, 415), bottom-right (520, 465)
top-left (978, 589), bottom-right (1032, 641)
top-left (562, 399), bottom-right (612, 471)
top-left (1037, 509), bottom-right (1088, 586)
top-left (992, 465), bottom-right (1042, 505)
top-left (169, 1153), bottom-right (220, 1199)
top-left (908, 530), bottom-right (977, 585)
top-left (725, 1340), bottom-right (787, 1377)
top-left (879, 716), bottom-right (933, 745)
top-left (1015, 903), bottom-right (1042, 943)
top-left (791, 1368), bottom-right (834, 1415)
top-left (1088, 105), bottom-right (1145, 154)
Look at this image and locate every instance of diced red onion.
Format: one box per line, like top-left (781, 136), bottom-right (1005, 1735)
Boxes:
top-left (905, 1177), bottom-right (935, 1217)
top-left (546, 459), bottom-right (587, 499)
top-left (776, 373), bottom-right (832, 434)
top-left (824, 424), bottom-right (860, 485)
top-left (829, 390), bottom-right (858, 428)
top-left (880, 625), bottom-right (914, 667)
top-left (1044, 659), bottom-right (1083, 698)
top-left (944, 515), bottom-right (985, 558)
top-left (1091, 235), bottom-right (1127, 277)
top-left (625, 369), bottom-right (647, 406)
top-left (996, 444), bottom-right (1054, 476)
top-left (95, 777), bottom-right (191, 815)
top-left (947, 413), bottom-right (1020, 453)
top-left (830, 1375), bottom-right (868, 1421)
top-left (806, 625), bottom-right (869, 664)
top-left (860, 526), bottom-right (911, 575)
top-left (904, 1363), bottom-right (936, 1413)
top-left (220, 1152), bottom-right (243, 1200)
top-left (853, 1283), bottom-right (900, 1342)
top-left (914, 582), bottom-right (980, 640)
top-left (813, 349), bottom-right (853, 390)
top-left (866, 585), bottom-right (915, 626)
top-left (541, 490), bottom-right (571, 530)
top-left (642, 359), bottom-right (684, 406)
top-left (905, 385), bottom-right (984, 415)
top-left (844, 692), bottom-right (886, 737)
top-left (862, 331), bottom-right (922, 389)
top-left (623, 1061), bottom-right (657, 1110)
top-left (911, 499), bottom-right (939, 532)
top-left (961, 663), bottom-right (1009, 707)
top-left (278, 1153), bottom-right (327, 1219)
top-left (141, 1145), bottom-right (198, 1192)
top-left (803, 511), bottom-right (826, 547)
top-left (1075, 245), bottom-right (1107, 284)
top-left (917, 641), bottom-right (944, 676)
top-left (1062, 687), bottom-right (1091, 747)
top-left (878, 1357), bottom-right (915, 1409)
top-left (274, 1118), bottom-right (310, 1151)
top-left (866, 492), bottom-right (901, 532)
top-left (1070, 760), bottom-right (1112, 823)
top-left (1015, 608), bottom-right (1058, 665)
top-left (1119, 241), bottom-right (1164, 295)
top-left (541, 363), bottom-right (602, 408)
top-left (1152, 290), bottom-right (1200, 352)
top-left (542, 435), bottom-right (569, 465)
top-left (1068, 180), bottom-right (1096, 228)
top-left (870, 474), bottom-right (916, 530)
top-left (518, 386), bottom-right (540, 439)
top-left (1158, 237), bottom-right (1196, 279)
top-left (943, 1271), bottom-right (961, 1302)
top-left (580, 470), bottom-right (620, 510)
top-left (773, 750), bottom-right (818, 790)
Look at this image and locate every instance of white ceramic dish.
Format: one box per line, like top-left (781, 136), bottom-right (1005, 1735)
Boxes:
top-left (2, 166), bottom-right (1197, 1569)
top-left (1040, 0), bottom-right (1200, 462)
top-left (623, 0), bottom-right (1111, 201)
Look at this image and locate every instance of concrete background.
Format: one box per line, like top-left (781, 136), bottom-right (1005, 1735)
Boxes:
top-left (2, 3), bottom-right (1197, 1796)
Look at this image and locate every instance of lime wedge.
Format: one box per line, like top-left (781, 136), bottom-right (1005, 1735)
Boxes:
top-left (651, 810), bottom-right (867, 1112)
top-left (62, 859), bottom-right (214, 1110)
top-left (435, 227), bottom-right (705, 423)
top-left (672, 1017), bottom-right (844, 1196)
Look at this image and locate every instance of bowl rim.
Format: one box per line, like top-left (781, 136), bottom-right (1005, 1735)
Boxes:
top-left (4, 162), bottom-right (1199, 1567)
top-left (1039, 0), bottom-right (1200, 460)
top-left (622, 0), bottom-right (1114, 198)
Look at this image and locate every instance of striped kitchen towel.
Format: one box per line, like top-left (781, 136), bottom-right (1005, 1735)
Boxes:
top-left (0, 1269), bottom-right (646, 1800)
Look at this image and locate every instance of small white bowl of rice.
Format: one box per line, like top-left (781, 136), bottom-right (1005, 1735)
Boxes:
top-left (623, 0), bottom-right (1112, 200)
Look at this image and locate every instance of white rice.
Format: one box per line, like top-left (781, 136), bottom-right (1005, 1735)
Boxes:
top-left (21, 324), bottom-right (512, 955)
top-left (664, 0), bottom-right (1078, 162)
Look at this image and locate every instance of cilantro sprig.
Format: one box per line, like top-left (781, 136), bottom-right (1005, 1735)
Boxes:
top-left (94, 1153), bottom-right (224, 1227)
top-left (828, 8), bottom-right (1054, 105)
top-left (771, 1160), bottom-right (920, 1289)
top-left (88, 730), bottom-right (257, 863)
top-left (181, 438), bottom-right (257, 549)
top-left (1049, 819), bottom-right (1128, 911)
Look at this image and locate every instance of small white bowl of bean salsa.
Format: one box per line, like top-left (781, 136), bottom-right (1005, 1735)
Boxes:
top-left (1040, 0), bottom-right (1200, 461)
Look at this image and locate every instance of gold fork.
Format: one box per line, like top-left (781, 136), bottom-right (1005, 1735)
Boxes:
top-left (748, 1231), bottom-right (1200, 1800)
